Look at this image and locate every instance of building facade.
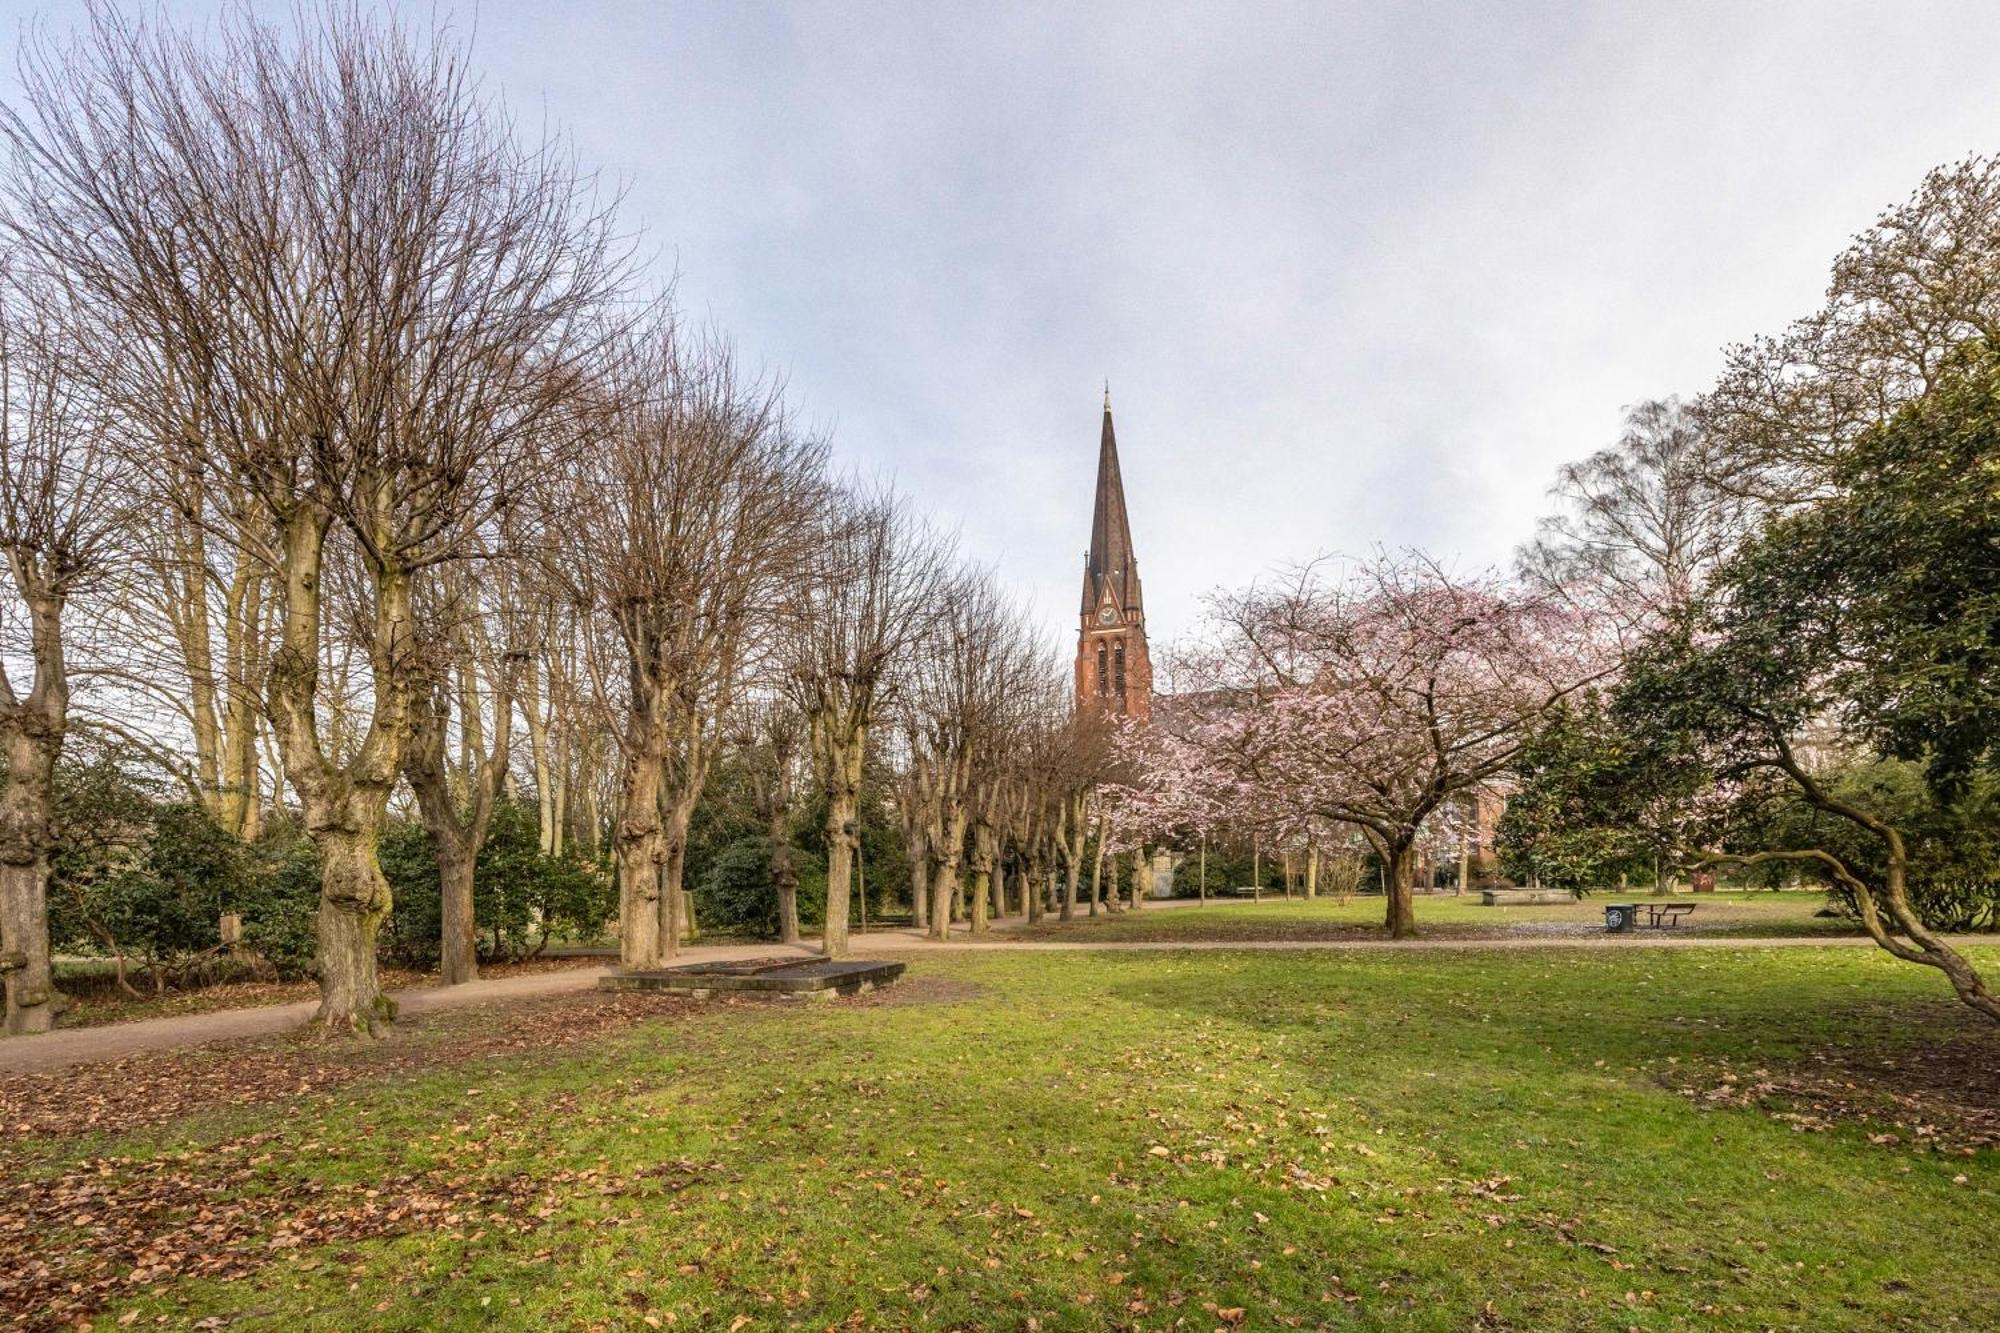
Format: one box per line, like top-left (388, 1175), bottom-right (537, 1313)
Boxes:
top-left (1075, 388), bottom-right (1152, 720)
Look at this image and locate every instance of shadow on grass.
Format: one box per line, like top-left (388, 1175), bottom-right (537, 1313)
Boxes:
top-left (1095, 944), bottom-right (2000, 1149)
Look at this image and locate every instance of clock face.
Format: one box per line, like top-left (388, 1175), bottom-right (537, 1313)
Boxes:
top-left (1099, 605), bottom-right (1117, 625)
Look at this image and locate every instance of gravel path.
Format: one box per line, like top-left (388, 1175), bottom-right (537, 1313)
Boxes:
top-left (0, 923), bottom-right (1946, 1075)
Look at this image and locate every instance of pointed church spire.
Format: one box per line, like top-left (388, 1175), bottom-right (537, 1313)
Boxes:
top-left (1081, 389), bottom-right (1141, 617)
top-left (1074, 388), bottom-right (1152, 721)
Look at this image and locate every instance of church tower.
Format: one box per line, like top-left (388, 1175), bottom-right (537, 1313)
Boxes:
top-left (1076, 387), bottom-right (1152, 721)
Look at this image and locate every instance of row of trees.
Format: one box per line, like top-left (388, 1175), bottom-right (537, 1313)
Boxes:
top-left (1108, 156), bottom-right (2000, 1021)
top-left (0, 6), bottom-right (1131, 1038)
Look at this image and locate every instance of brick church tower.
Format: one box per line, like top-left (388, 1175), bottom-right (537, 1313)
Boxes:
top-left (1075, 387), bottom-right (1152, 720)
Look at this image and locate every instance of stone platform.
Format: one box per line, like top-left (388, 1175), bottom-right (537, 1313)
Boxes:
top-left (598, 956), bottom-right (905, 1001)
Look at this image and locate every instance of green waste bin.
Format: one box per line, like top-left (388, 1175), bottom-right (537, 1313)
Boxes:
top-left (1604, 903), bottom-right (1637, 933)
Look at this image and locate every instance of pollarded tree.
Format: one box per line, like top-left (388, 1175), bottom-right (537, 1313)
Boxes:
top-left (565, 320), bottom-right (825, 968)
top-left (0, 284), bottom-right (125, 1035)
top-left (998, 674), bottom-right (1082, 924)
top-left (899, 574), bottom-right (1041, 941)
top-left (962, 652), bottom-right (1063, 934)
top-left (402, 553), bottom-right (537, 986)
top-left (0, 9), bottom-right (627, 1032)
top-left (783, 486), bottom-right (949, 956)
top-left (733, 694), bottom-right (806, 945)
top-left (1048, 709), bottom-right (1113, 921)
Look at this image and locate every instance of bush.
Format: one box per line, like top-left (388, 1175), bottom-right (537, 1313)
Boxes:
top-left (241, 818), bottom-right (322, 977)
top-left (696, 836), bottom-right (827, 937)
top-left (47, 743), bottom-right (319, 983)
top-left (381, 800), bottom-right (616, 965)
top-left (379, 820), bottom-right (444, 966)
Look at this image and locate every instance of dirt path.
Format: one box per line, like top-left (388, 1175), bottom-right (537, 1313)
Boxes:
top-left (2, 924), bottom-right (1962, 1075)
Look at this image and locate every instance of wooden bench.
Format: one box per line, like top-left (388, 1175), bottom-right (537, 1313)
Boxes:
top-left (1480, 888), bottom-right (1576, 906)
top-left (1643, 903), bottom-right (1696, 929)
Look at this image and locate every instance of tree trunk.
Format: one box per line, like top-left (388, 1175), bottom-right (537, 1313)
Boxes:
top-left (1305, 844), bottom-right (1319, 900)
top-left (436, 834), bottom-right (478, 986)
top-left (910, 846), bottom-right (931, 932)
top-left (821, 733), bottom-right (864, 957)
top-left (1088, 822), bottom-right (1105, 916)
top-left (969, 865), bottom-right (991, 934)
top-left (405, 680), bottom-right (505, 988)
top-left (822, 793), bottom-right (854, 956)
top-left (217, 563), bottom-right (266, 837)
top-left (968, 820), bottom-right (996, 935)
top-left (0, 702), bottom-right (61, 1035)
top-left (314, 828), bottom-right (396, 1036)
top-left (773, 833), bottom-right (801, 945)
top-left (0, 860), bottom-right (55, 1036)
top-left (523, 662), bottom-right (558, 855)
top-left (659, 810), bottom-right (692, 953)
top-left (1059, 800), bottom-right (1084, 921)
top-left (615, 755), bottom-right (665, 968)
top-left (929, 861), bottom-right (957, 942)
top-left (1384, 840), bottom-right (1418, 939)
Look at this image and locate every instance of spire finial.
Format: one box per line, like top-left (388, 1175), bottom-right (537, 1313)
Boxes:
top-left (1103, 379), bottom-right (1111, 411)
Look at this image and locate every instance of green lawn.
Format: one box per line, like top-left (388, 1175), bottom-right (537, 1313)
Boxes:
top-left (7, 941), bottom-right (1996, 1330)
top-left (1017, 890), bottom-right (1851, 943)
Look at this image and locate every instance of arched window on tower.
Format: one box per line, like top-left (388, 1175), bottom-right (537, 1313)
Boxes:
top-left (1114, 643), bottom-right (1126, 701)
top-left (1096, 643), bottom-right (1108, 696)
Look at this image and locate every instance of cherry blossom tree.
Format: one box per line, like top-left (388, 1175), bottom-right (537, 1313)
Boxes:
top-left (1119, 554), bottom-right (1613, 937)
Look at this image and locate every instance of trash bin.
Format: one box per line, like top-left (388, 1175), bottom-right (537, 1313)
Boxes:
top-left (1604, 903), bottom-right (1637, 933)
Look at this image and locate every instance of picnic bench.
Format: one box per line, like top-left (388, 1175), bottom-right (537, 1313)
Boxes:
top-left (1643, 903), bottom-right (1695, 929)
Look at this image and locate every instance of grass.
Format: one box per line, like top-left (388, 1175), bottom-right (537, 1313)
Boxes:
top-left (9, 936), bottom-right (1996, 1330)
top-left (1015, 889), bottom-right (1852, 943)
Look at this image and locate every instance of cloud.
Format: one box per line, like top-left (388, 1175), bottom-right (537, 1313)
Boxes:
top-left (10, 0), bottom-right (2000, 648)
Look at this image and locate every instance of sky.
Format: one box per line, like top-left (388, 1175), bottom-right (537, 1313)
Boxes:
top-left (8, 1), bottom-right (2000, 649)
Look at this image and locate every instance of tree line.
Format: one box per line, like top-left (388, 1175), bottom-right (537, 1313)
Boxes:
top-left (0, 6), bottom-right (1124, 1038)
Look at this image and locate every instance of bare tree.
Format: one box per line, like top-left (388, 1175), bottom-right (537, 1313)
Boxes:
top-left (1048, 711), bottom-right (1111, 921)
top-left (899, 575), bottom-right (1045, 942)
top-left (566, 321), bottom-right (824, 969)
top-left (784, 487), bottom-right (949, 955)
top-left (0, 284), bottom-right (124, 1034)
top-left (734, 694), bottom-right (806, 945)
top-left (0, 8), bottom-right (627, 1032)
top-left (402, 554), bottom-right (535, 986)
top-left (1519, 398), bottom-right (1747, 615)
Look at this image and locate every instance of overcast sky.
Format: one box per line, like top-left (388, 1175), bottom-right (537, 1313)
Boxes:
top-left (9, 1), bottom-right (2000, 648)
